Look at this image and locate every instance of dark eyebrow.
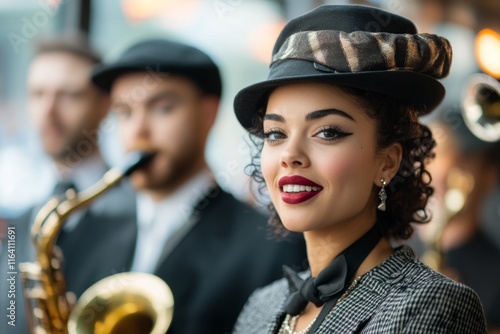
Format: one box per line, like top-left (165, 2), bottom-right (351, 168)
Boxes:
top-left (263, 114), bottom-right (285, 122)
top-left (306, 109), bottom-right (355, 122)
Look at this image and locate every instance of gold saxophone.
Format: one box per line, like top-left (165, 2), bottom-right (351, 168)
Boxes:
top-left (19, 151), bottom-right (174, 334)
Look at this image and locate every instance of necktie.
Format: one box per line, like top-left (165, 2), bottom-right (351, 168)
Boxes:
top-left (283, 224), bottom-right (382, 316)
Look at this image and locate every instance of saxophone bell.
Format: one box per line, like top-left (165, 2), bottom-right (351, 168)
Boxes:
top-left (67, 273), bottom-right (173, 334)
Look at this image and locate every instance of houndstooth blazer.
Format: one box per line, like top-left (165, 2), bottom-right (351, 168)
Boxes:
top-left (233, 246), bottom-right (487, 334)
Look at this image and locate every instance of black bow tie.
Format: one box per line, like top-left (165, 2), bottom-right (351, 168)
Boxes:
top-left (283, 224), bottom-right (382, 316)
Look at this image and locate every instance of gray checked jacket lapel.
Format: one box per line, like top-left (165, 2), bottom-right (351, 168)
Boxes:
top-left (233, 246), bottom-right (487, 334)
top-left (314, 280), bottom-right (386, 333)
top-left (313, 248), bottom-right (412, 334)
top-left (261, 269), bottom-right (389, 334)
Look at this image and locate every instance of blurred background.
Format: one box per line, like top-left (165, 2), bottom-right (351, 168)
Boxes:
top-left (0, 0), bottom-right (499, 244)
top-left (0, 0), bottom-right (499, 329)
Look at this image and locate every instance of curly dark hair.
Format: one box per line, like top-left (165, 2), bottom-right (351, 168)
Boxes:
top-left (245, 85), bottom-right (436, 241)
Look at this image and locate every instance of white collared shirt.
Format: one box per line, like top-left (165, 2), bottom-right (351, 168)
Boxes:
top-left (130, 169), bottom-right (215, 273)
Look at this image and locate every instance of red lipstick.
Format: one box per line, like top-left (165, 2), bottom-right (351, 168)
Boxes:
top-left (278, 175), bottom-right (322, 204)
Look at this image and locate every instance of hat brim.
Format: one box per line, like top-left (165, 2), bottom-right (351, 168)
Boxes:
top-left (91, 62), bottom-right (214, 92)
top-left (92, 63), bottom-right (154, 92)
top-left (234, 59), bottom-right (445, 130)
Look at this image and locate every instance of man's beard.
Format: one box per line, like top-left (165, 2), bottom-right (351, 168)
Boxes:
top-left (49, 132), bottom-right (98, 168)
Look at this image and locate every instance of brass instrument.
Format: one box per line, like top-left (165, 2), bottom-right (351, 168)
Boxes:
top-left (20, 151), bottom-right (174, 334)
top-left (421, 167), bottom-right (474, 273)
top-left (422, 72), bottom-right (499, 273)
top-left (462, 73), bottom-right (500, 143)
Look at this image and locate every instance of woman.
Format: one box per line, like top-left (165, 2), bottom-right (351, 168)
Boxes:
top-left (232, 5), bottom-right (486, 334)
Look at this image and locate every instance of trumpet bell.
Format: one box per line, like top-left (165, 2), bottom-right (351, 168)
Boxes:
top-left (67, 273), bottom-right (174, 334)
top-left (462, 73), bottom-right (500, 142)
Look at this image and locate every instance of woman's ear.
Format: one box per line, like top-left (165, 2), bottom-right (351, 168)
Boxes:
top-left (376, 143), bottom-right (402, 185)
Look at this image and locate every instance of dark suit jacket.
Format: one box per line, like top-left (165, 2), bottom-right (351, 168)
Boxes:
top-left (153, 186), bottom-right (307, 334)
top-left (1, 183), bottom-right (306, 334)
top-left (233, 246), bottom-right (487, 334)
top-left (0, 181), bottom-right (137, 334)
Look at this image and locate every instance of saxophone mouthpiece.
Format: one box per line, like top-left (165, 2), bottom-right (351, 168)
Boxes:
top-left (121, 150), bottom-right (156, 176)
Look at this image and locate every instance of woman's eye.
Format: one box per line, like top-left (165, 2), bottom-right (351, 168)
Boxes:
top-left (263, 130), bottom-right (286, 143)
top-left (315, 127), bottom-right (352, 141)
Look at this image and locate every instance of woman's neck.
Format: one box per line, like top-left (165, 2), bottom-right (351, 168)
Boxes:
top-left (304, 221), bottom-right (393, 277)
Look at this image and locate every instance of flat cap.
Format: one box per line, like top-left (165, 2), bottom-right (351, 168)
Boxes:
top-left (92, 39), bottom-right (222, 97)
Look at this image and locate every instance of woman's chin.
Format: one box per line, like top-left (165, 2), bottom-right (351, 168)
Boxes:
top-left (281, 220), bottom-right (310, 233)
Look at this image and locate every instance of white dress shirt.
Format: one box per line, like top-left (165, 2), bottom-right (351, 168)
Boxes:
top-left (130, 169), bottom-right (215, 273)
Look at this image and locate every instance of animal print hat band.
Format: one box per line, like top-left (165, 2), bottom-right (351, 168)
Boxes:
top-left (234, 5), bottom-right (453, 130)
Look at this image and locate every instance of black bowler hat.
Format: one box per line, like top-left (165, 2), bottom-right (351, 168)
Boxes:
top-left (91, 39), bottom-right (222, 97)
top-left (234, 5), bottom-right (453, 130)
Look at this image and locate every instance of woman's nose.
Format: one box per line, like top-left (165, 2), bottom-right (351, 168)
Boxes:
top-left (280, 138), bottom-right (310, 168)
